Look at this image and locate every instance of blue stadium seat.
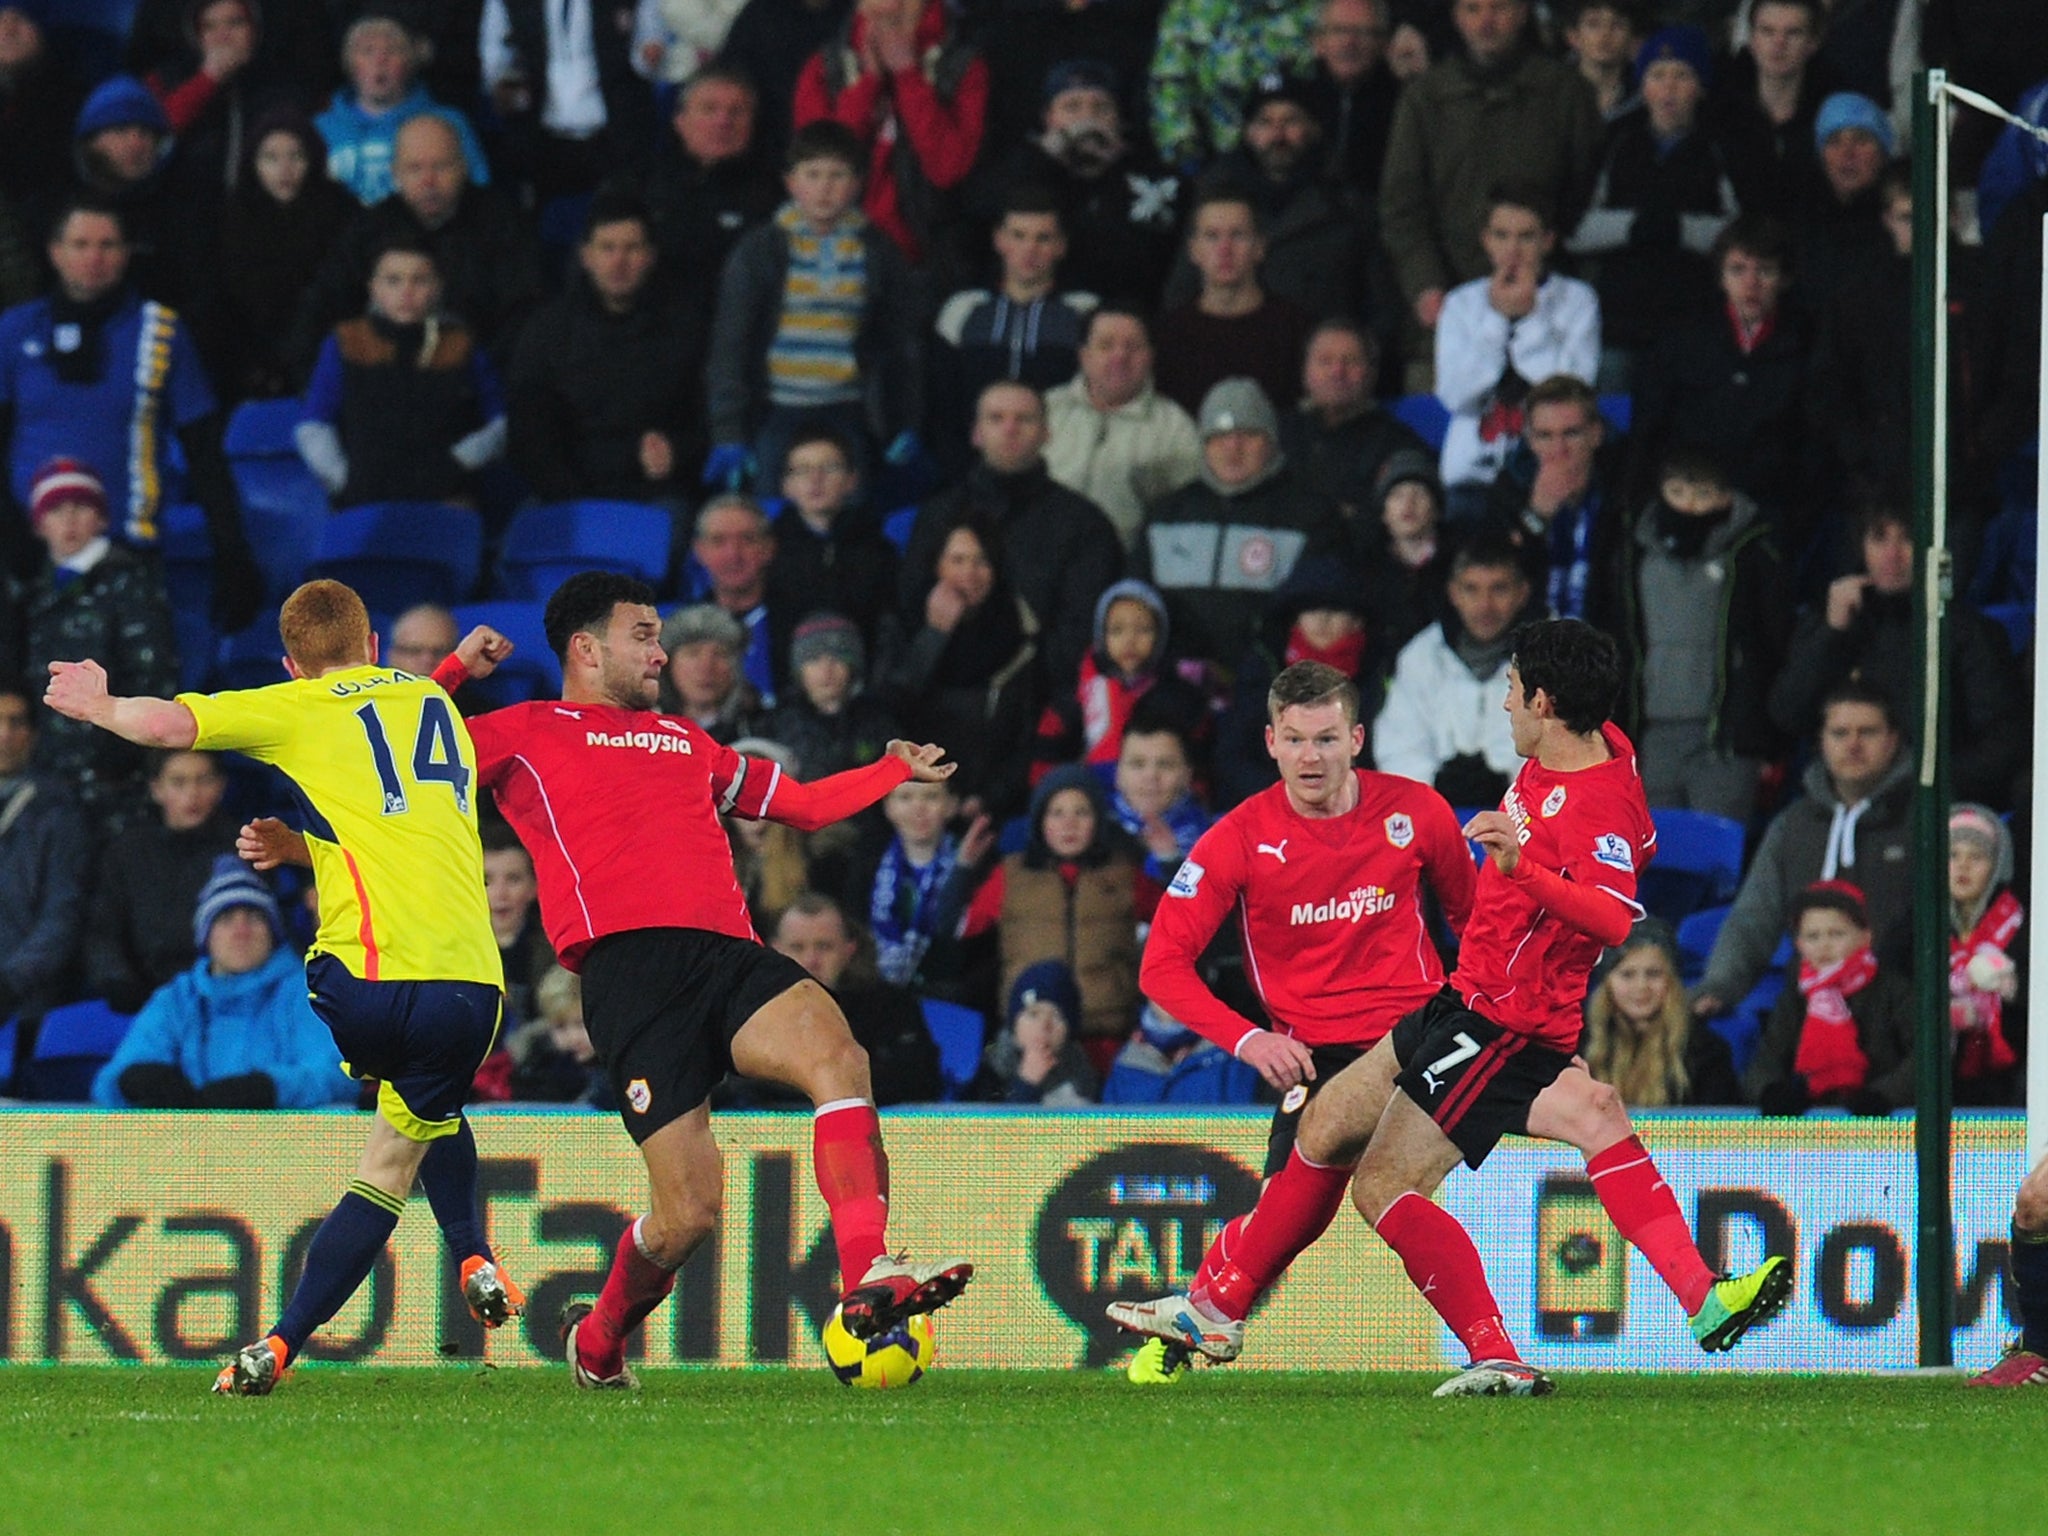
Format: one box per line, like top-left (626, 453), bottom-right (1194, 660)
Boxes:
top-left (212, 624), bottom-right (289, 691)
top-left (1674, 903), bottom-right (1729, 985)
top-left (919, 998), bottom-right (986, 1099)
top-left (882, 505), bottom-right (917, 552)
top-left (0, 1015), bottom-right (15, 1096)
top-left (1708, 937), bottom-right (1795, 1077)
top-left (310, 502), bottom-right (483, 613)
top-left (997, 815), bottom-right (1032, 856)
top-left (232, 456), bottom-right (330, 530)
top-left (225, 397), bottom-right (307, 458)
top-left (1638, 809), bottom-right (1745, 923)
top-left (1984, 602), bottom-right (2033, 655)
top-left (1391, 393), bottom-right (1451, 450)
top-left (497, 501), bottom-right (673, 600)
top-left (25, 999), bottom-right (136, 1102)
top-left (450, 601), bottom-right (562, 704)
top-left (160, 503), bottom-right (217, 690)
top-left (1597, 391), bottom-right (1632, 436)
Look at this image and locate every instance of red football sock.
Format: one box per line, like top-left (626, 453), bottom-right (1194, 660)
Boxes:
top-left (1587, 1136), bottom-right (1717, 1315)
top-left (580, 1217), bottom-right (676, 1376)
top-left (814, 1098), bottom-right (890, 1287)
top-left (1189, 1213), bottom-right (1249, 1299)
top-left (1192, 1148), bottom-right (1354, 1322)
top-left (1374, 1191), bottom-right (1519, 1363)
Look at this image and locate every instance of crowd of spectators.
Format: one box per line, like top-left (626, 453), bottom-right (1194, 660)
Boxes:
top-left (0, 0), bottom-right (2042, 1115)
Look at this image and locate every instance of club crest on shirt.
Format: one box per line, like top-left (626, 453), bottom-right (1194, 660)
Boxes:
top-left (1384, 813), bottom-right (1414, 849)
top-left (1592, 833), bottom-right (1634, 871)
top-left (1541, 785), bottom-right (1567, 818)
top-left (627, 1078), bottom-right (652, 1114)
top-left (1281, 1084), bottom-right (1309, 1113)
top-left (1168, 859), bottom-right (1204, 898)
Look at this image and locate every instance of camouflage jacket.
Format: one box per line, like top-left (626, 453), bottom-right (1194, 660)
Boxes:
top-left (1149, 0), bottom-right (1320, 168)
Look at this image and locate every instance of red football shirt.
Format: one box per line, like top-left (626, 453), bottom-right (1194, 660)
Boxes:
top-left (1141, 770), bottom-right (1477, 1054)
top-left (1451, 722), bottom-right (1655, 1047)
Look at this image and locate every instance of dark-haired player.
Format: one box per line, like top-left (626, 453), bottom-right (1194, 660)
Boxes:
top-left (1114, 619), bottom-right (1791, 1395)
top-left (47, 580), bottom-right (526, 1396)
top-left (1109, 659), bottom-right (1477, 1384)
top-left (440, 573), bottom-right (970, 1386)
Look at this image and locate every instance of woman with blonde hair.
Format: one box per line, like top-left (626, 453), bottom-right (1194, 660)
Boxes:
top-left (1584, 920), bottom-right (1740, 1108)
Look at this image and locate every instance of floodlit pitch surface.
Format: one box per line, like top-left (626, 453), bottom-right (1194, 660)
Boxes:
top-left (0, 1367), bottom-right (2023, 1535)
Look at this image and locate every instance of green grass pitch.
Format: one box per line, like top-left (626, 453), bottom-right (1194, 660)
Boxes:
top-left (0, 1366), bottom-right (2027, 1535)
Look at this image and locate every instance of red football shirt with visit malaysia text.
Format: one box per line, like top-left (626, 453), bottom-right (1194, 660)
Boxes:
top-left (1451, 721), bottom-right (1655, 1048)
top-left (462, 700), bottom-right (802, 970)
top-left (1141, 769), bottom-right (1478, 1054)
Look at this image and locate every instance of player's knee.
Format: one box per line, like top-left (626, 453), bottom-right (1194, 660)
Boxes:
top-left (1556, 1080), bottom-right (1630, 1151)
top-left (1351, 1171), bottom-right (1395, 1227)
top-left (645, 1194), bottom-right (719, 1266)
top-left (810, 1032), bottom-right (871, 1101)
top-left (2017, 1173), bottom-right (2048, 1235)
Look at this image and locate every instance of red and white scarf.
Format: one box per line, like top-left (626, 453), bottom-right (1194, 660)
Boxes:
top-left (1793, 946), bottom-right (1878, 1097)
top-left (1952, 890), bottom-right (2024, 1079)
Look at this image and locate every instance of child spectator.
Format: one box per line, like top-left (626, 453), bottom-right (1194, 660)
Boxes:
top-left (1101, 1000), bottom-right (1262, 1105)
top-left (16, 458), bottom-right (178, 833)
top-left (214, 108), bottom-right (357, 399)
top-left (705, 119), bottom-right (921, 492)
top-left (316, 13), bottom-right (489, 205)
top-left (1562, 0), bottom-right (1644, 121)
top-left (1746, 880), bottom-right (1914, 1116)
top-left (975, 957), bottom-right (1098, 1106)
top-left (84, 750), bottom-right (234, 1013)
top-left (1943, 803), bottom-right (2026, 1108)
top-left (1031, 578), bottom-right (1211, 785)
top-left (763, 428), bottom-right (900, 659)
top-left (92, 857), bottom-right (355, 1109)
top-left (760, 612), bottom-right (902, 780)
top-left (1108, 718), bottom-right (1212, 885)
top-left (874, 513), bottom-right (1042, 818)
top-left (505, 964), bottom-right (612, 1107)
top-left (1583, 920), bottom-right (1740, 1108)
top-left (961, 763), bottom-right (1155, 1070)
top-left (484, 823), bottom-right (553, 1026)
top-left (1435, 191), bottom-right (1600, 511)
top-left (657, 605), bottom-right (759, 742)
top-left (1566, 27), bottom-right (1738, 383)
top-left (930, 189), bottom-right (1099, 477)
top-left (294, 236), bottom-right (507, 508)
top-left (1609, 446), bottom-right (1789, 822)
top-left (858, 777), bottom-right (992, 991)
top-left (1356, 449), bottom-right (1450, 662)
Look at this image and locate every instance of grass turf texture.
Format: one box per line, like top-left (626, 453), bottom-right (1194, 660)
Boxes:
top-left (0, 1367), bottom-right (2021, 1535)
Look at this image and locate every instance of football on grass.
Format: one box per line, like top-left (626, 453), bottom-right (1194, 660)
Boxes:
top-left (821, 1306), bottom-right (935, 1388)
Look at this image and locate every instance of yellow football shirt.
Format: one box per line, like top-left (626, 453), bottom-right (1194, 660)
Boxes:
top-left (180, 666), bottom-right (503, 988)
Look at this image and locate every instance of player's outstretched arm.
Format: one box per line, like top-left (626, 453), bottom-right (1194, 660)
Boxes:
top-left (885, 740), bottom-right (957, 783)
top-left (238, 817), bottom-right (312, 871)
top-left (1462, 809), bottom-right (1635, 948)
top-left (761, 742), bottom-right (953, 832)
top-left (430, 626), bottom-right (512, 693)
top-left (44, 660), bottom-right (197, 749)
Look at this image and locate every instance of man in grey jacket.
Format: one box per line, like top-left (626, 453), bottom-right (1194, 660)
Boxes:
top-left (1693, 681), bottom-right (1914, 1019)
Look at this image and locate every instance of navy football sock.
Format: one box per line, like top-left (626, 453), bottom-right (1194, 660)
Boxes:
top-left (273, 1183), bottom-right (402, 1358)
top-left (420, 1117), bottom-right (492, 1263)
top-left (2013, 1221), bottom-right (2048, 1355)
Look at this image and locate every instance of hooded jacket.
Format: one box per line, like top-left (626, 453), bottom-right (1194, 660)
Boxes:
top-left (316, 85), bottom-right (492, 205)
top-left (91, 945), bottom-right (356, 1108)
top-left (1699, 749), bottom-right (1916, 1008)
top-left (1372, 609), bottom-right (1524, 800)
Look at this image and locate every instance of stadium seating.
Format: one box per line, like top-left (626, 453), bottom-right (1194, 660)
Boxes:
top-left (212, 625), bottom-right (289, 691)
top-left (497, 501), bottom-right (673, 600)
top-left (310, 502), bottom-right (483, 614)
top-left (450, 601), bottom-right (562, 704)
top-left (0, 1015), bottom-right (15, 1097)
top-left (1984, 602), bottom-right (2033, 656)
top-left (1597, 392), bottom-right (1632, 436)
top-left (1638, 809), bottom-right (1745, 923)
top-left (882, 506), bottom-right (917, 552)
top-left (159, 503), bottom-right (217, 691)
top-left (919, 998), bottom-right (986, 1099)
top-left (23, 999), bottom-right (135, 1102)
top-left (1674, 903), bottom-right (1728, 986)
top-left (1390, 393), bottom-right (1451, 450)
top-left (224, 398), bottom-right (307, 458)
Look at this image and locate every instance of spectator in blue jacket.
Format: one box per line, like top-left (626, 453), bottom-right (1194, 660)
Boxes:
top-left (316, 13), bottom-right (490, 205)
top-left (92, 857), bottom-right (354, 1109)
top-left (1101, 1001), bottom-right (1263, 1105)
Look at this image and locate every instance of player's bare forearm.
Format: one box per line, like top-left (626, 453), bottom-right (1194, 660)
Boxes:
top-left (45, 660), bottom-right (197, 747)
top-left (238, 817), bottom-right (311, 871)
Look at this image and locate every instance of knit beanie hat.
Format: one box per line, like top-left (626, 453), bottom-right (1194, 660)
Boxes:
top-left (75, 74), bottom-right (172, 142)
top-left (28, 458), bottom-right (108, 524)
top-left (1198, 378), bottom-right (1279, 440)
top-left (192, 854), bottom-right (283, 951)
top-left (1042, 58), bottom-right (1117, 105)
top-left (1009, 959), bottom-right (1081, 1029)
top-left (1635, 25), bottom-right (1712, 89)
top-left (1793, 878), bottom-right (1870, 932)
top-left (789, 612), bottom-right (865, 681)
top-left (660, 603), bottom-right (745, 657)
top-left (1374, 448), bottom-right (1444, 505)
top-left (1814, 92), bottom-right (1895, 157)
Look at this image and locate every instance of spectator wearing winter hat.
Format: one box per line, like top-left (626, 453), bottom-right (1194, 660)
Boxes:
top-left (759, 611), bottom-right (903, 781)
top-left (1043, 306), bottom-right (1203, 552)
top-left (92, 856), bottom-right (355, 1110)
top-left (1277, 317), bottom-right (1428, 535)
top-left (1152, 186), bottom-right (1317, 417)
top-left (1565, 25), bottom-right (1738, 383)
top-left (1355, 448), bottom-right (1449, 661)
top-left (656, 603), bottom-right (759, 742)
top-left (15, 457), bottom-right (179, 833)
top-left (0, 195), bottom-right (263, 630)
top-left (960, 763), bottom-right (1158, 1068)
top-left (1746, 878), bottom-right (1915, 1116)
top-left (1795, 89), bottom-right (1895, 308)
top-left (1135, 375), bottom-right (1345, 670)
top-left (1163, 74), bottom-right (1382, 325)
top-left (1102, 998), bottom-right (1264, 1105)
top-left (67, 74), bottom-right (210, 316)
top-left (973, 955), bottom-right (1099, 1105)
